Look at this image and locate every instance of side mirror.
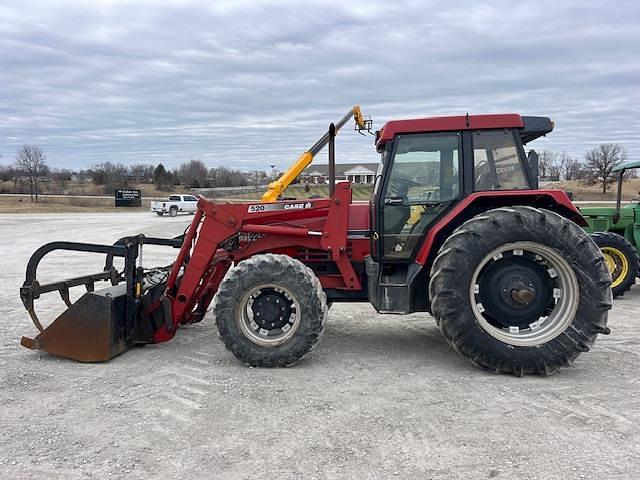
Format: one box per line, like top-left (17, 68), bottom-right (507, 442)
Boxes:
top-left (527, 149), bottom-right (539, 188)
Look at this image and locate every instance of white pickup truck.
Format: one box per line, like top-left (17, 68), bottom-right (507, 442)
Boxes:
top-left (150, 194), bottom-right (199, 217)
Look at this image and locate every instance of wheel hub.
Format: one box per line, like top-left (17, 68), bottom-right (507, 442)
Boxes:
top-left (251, 291), bottom-right (292, 330)
top-left (470, 242), bottom-right (579, 347)
top-left (510, 287), bottom-right (535, 304)
top-left (478, 255), bottom-right (553, 330)
top-left (237, 283), bottom-right (301, 347)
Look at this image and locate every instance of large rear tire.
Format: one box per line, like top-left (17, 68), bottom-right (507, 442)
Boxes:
top-left (169, 206), bottom-right (178, 217)
top-left (429, 207), bottom-right (612, 376)
top-left (213, 254), bottom-right (327, 367)
top-left (590, 232), bottom-right (639, 298)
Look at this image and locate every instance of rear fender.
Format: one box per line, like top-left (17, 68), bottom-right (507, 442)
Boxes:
top-left (415, 189), bottom-right (585, 268)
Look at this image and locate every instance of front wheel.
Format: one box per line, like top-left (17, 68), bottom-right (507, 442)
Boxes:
top-left (169, 207), bottom-right (178, 217)
top-left (590, 232), bottom-right (639, 298)
top-left (155, 212), bottom-right (164, 216)
top-left (213, 254), bottom-right (327, 367)
top-left (429, 207), bottom-right (612, 376)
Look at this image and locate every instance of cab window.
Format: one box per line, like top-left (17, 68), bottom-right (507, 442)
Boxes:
top-left (473, 130), bottom-right (529, 190)
top-left (169, 195), bottom-right (181, 201)
top-left (381, 132), bottom-right (460, 260)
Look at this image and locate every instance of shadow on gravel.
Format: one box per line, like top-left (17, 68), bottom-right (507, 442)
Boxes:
top-left (18, 319), bottom-right (479, 374)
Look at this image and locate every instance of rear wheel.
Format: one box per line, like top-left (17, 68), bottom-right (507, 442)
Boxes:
top-left (169, 207), bottom-right (178, 217)
top-left (429, 207), bottom-right (612, 376)
top-left (213, 254), bottom-right (327, 367)
top-left (590, 232), bottom-right (639, 298)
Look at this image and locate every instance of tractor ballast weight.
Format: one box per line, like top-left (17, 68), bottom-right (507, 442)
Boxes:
top-left (20, 112), bottom-right (613, 375)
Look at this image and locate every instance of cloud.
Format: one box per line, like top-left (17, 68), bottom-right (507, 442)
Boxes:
top-left (0, 0), bottom-right (637, 169)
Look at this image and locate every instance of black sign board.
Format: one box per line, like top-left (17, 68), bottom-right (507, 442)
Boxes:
top-left (115, 189), bottom-right (142, 207)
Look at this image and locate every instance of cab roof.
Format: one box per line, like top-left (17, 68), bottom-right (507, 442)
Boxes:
top-left (613, 160), bottom-right (640, 172)
top-left (375, 113), bottom-right (553, 151)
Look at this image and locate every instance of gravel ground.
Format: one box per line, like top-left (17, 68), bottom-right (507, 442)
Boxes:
top-left (0, 212), bottom-right (639, 480)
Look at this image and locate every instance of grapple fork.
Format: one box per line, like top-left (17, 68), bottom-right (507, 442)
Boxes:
top-left (20, 236), bottom-right (180, 362)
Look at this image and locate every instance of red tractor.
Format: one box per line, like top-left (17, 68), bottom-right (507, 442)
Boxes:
top-left (20, 112), bottom-right (612, 376)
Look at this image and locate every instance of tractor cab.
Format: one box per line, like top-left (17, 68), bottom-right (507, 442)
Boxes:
top-left (371, 114), bottom-right (552, 261)
top-left (367, 114), bottom-right (555, 312)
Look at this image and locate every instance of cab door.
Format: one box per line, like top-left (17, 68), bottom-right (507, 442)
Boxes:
top-left (373, 131), bottom-right (462, 262)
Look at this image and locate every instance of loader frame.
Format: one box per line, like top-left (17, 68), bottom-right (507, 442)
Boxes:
top-left (157, 182), bottom-right (361, 340)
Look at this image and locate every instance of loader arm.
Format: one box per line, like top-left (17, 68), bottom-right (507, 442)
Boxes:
top-left (261, 105), bottom-right (371, 202)
top-left (162, 182), bottom-right (360, 341)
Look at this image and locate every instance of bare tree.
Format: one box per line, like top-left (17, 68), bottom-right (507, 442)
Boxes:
top-left (51, 168), bottom-right (72, 191)
top-left (88, 162), bottom-right (131, 193)
top-left (130, 163), bottom-right (154, 183)
top-left (208, 166), bottom-right (249, 187)
top-left (248, 170), bottom-right (267, 192)
top-left (16, 145), bottom-right (48, 202)
top-left (537, 150), bottom-right (556, 179)
top-left (550, 152), bottom-right (571, 181)
top-left (585, 144), bottom-right (626, 194)
top-left (178, 159), bottom-right (209, 188)
top-left (0, 165), bottom-right (11, 182)
top-left (562, 155), bottom-right (585, 181)
top-left (10, 166), bottom-right (24, 191)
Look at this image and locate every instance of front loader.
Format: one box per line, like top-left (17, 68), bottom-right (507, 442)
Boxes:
top-left (20, 112), bottom-right (613, 376)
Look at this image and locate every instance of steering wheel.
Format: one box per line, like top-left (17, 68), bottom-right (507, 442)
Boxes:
top-left (388, 175), bottom-right (420, 197)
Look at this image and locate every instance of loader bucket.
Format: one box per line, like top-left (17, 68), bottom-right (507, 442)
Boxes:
top-left (20, 237), bottom-right (181, 362)
top-left (21, 284), bottom-right (131, 362)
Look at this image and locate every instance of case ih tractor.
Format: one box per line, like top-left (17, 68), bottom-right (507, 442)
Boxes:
top-left (20, 111), bottom-right (612, 376)
top-left (580, 161), bottom-right (640, 298)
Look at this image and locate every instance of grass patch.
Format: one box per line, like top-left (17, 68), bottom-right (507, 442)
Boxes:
top-left (0, 195), bottom-right (149, 213)
top-left (546, 178), bottom-right (640, 201)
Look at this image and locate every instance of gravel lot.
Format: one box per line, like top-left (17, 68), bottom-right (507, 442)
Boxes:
top-left (1, 212), bottom-right (639, 479)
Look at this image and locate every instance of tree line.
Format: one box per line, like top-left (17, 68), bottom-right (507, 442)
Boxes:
top-left (537, 143), bottom-right (631, 193)
top-left (0, 142), bottom-right (632, 202)
top-left (0, 147), bottom-right (275, 201)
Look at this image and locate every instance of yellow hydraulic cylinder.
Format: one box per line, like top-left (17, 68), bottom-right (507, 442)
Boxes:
top-left (260, 105), bottom-right (370, 203)
top-left (262, 151), bottom-right (313, 202)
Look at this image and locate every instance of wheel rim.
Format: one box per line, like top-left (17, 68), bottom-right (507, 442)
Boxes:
top-left (236, 283), bottom-right (301, 347)
top-left (469, 242), bottom-right (579, 347)
top-left (601, 247), bottom-right (629, 288)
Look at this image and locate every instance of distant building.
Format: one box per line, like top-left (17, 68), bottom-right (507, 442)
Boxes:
top-left (300, 163), bottom-right (379, 184)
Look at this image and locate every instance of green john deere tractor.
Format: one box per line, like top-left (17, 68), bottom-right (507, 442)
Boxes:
top-left (580, 161), bottom-right (640, 297)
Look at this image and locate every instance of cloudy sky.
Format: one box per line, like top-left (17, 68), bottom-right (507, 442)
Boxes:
top-left (0, 0), bottom-right (637, 171)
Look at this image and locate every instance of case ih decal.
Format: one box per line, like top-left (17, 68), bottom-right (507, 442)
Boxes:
top-left (247, 201), bottom-right (312, 213)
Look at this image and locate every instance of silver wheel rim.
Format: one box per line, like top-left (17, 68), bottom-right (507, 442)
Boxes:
top-left (469, 241), bottom-right (579, 347)
top-left (236, 283), bottom-right (301, 347)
